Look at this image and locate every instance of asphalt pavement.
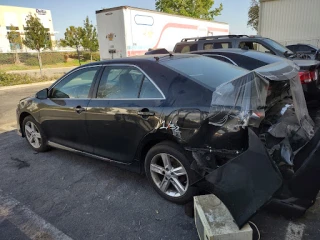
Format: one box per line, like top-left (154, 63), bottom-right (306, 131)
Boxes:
top-left (0, 84), bottom-right (319, 240)
top-left (0, 81), bottom-right (54, 132)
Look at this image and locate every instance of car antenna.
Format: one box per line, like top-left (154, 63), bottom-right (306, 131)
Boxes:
top-left (154, 54), bottom-right (173, 61)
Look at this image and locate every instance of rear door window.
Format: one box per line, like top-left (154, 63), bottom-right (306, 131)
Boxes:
top-left (286, 45), bottom-right (298, 52)
top-left (203, 42), bottom-right (231, 50)
top-left (298, 45), bottom-right (314, 52)
top-left (239, 41), bottom-right (275, 55)
top-left (174, 43), bottom-right (197, 53)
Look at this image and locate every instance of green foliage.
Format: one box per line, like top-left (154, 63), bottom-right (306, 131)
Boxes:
top-left (0, 51), bottom-right (98, 68)
top-left (247, 0), bottom-right (259, 31)
top-left (91, 52), bottom-right (100, 61)
top-left (23, 14), bottom-right (51, 51)
top-left (81, 16), bottom-right (99, 55)
top-left (6, 25), bottom-right (23, 51)
top-left (155, 0), bottom-right (223, 20)
top-left (24, 56), bottom-right (39, 66)
top-left (42, 52), bottom-right (65, 65)
top-left (23, 53), bottom-right (65, 66)
top-left (82, 52), bottom-right (100, 61)
top-left (0, 53), bottom-right (15, 65)
top-left (60, 26), bottom-right (82, 50)
top-left (61, 26), bottom-right (83, 65)
top-left (0, 71), bottom-right (61, 87)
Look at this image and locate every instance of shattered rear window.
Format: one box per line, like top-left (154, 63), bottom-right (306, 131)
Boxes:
top-left (161, 56), bottom-right (249, 89)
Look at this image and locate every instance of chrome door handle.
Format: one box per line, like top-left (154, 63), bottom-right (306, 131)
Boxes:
top-left (138, 108), bottom-right (155, 116)
top-left (138, 111), bottom-right (155, 116)
top-left (75, 106), bottom-right (86, 114)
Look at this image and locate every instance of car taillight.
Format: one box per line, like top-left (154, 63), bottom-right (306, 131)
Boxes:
top-left (299, 70), bottom-right (318, 84)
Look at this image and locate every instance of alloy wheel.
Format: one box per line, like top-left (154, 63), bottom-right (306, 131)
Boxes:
top-left (150, 153), bottom-right (189, 197)
top-left (24, 121), bottom-right (41, 149)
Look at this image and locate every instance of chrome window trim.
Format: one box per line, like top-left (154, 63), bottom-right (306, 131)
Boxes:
top-left (204, 54), bottom-right (238, 66)
top-left (49, 65), bottom-right (102, 91)
top-left (89, 98), bottom-right (165, 101)
top-left (99, 63), bottom-right (166, 100)
top-left (49, 98), bottom-right (91, 100)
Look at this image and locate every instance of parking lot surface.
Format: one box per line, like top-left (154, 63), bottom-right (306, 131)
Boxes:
top-left (0, 85), bottom-right (319, 240)
top-left (0, 130), bottom-right (319, 240)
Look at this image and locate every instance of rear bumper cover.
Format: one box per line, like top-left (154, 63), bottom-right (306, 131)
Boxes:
top-left (194, 129), bottom-right (283, 228)
top-left (192, 128), bottom-right (320, 228)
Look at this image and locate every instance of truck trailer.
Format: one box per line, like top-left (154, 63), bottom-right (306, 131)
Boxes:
top-left (96, 6), bottom-right (229, 59)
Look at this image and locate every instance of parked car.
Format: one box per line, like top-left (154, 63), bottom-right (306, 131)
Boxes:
top-left (173, 35), bottom-right (312, 60)
top-left (286, 43), bottom-right (320, 60)
top-left (17, 54), bottom-right (320, 227)
top-left (189, 49), bottom-right (320, 101)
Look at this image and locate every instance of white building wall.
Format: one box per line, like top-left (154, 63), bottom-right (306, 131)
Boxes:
top-left (0, 5), bottom-right (55, 53)
top-left (259, 0), bottom-right (320, 47)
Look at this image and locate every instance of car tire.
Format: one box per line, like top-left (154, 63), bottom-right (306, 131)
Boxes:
top-left (145, 141), bottom-right (198, 204)
top-left (22, 116), bottom-right (49, 152)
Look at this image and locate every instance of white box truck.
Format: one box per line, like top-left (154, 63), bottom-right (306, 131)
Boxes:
top-left (96, 6), bottom-right (229, 59)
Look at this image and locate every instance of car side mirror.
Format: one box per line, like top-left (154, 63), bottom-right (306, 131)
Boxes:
top-left (36, 88), bottom-right (48, 99)
top-left (310, 49), bottom-right (316, 53)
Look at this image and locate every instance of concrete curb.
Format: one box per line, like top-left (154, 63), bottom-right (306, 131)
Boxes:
top-left (0, 80), bottom-right (55, 91)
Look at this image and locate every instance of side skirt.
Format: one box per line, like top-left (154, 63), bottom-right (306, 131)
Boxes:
top-left (47, 141), bottom-right (131, 166)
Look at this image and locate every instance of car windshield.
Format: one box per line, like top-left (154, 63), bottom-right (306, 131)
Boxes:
top-left (161, 55), bottom-right (249, 89)
top-left (264, 38), bottom-right (294, 55)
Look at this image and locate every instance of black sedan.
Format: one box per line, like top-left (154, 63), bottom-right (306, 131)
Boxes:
top-left (190, 49), bottom-right (320, 101)
top-left (16, 54), bottom-right (320, 227)
top-left (286, 43), bottom-right (320, 61)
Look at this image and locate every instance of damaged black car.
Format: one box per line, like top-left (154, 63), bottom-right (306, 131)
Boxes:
top-left (16, 54), bottom-right (320, 228)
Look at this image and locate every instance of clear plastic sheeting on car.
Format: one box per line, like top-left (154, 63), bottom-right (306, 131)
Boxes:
top-left (257, 61), bottom-right (315, 140)
top-left (289, 75), bottom-right (315, 139)
top-left (208, 71), bottom-right (269, 128)
top-left (208, 59), bottom-right (315, 141)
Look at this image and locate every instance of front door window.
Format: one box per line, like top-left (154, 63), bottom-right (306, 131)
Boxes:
top-left (51, 67), bottom-right (100, 98)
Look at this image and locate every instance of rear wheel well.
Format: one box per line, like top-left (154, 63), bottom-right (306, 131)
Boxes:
top-left (19, 112), bottom-right (31, 136)
top-left (138, 136), bottom-right (181, 173)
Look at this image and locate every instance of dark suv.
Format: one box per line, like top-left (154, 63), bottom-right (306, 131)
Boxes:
top-left (173, 35), bottom-right (299, 59)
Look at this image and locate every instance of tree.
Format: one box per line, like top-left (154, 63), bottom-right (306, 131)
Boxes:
top-left (155, 0), bottom-right (223, 20)
top-left (81, 16), bottom-right (99, 62)
top-left (60, 26), bottom-right (83, 65)
top-left (23, 14), bottom-right (51, 74)
top-left (247, 0), bottom-right (259, 32)
top-left (6, 25), bottom-right (23, 64)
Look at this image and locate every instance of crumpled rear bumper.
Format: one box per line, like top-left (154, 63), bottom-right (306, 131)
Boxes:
top-left (289, 128), bottom-right (320, 201)
top-left (193, 128), bottom-right (320, 228)
top-left (194, 129), bottom-right (283, 228)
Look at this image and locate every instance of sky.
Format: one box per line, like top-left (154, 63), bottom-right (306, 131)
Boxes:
top-left (1, 0), bottom-right (256, 39)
